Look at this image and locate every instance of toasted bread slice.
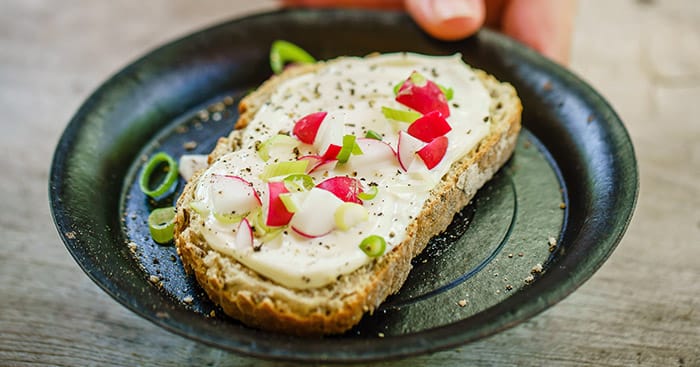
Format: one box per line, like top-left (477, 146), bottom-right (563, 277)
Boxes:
top-left (174, 55), bottom-right (521, 335)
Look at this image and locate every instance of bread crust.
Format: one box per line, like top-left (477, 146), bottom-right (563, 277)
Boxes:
top-left (174, 59), bottom-right (521, 335)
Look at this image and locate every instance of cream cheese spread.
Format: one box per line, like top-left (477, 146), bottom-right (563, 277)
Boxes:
top-left (191, 53), bottom-right (491, 289)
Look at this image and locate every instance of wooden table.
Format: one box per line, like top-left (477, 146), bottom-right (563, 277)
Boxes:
top-left (2, 1), bottom-right (698, 365)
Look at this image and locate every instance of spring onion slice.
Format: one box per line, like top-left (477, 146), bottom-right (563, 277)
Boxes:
top-left (213, 212), bottom-right (245, 225)
top-left (359, 235), bottom-right (386, 258)
top-left (365, 130), bottom-right (383, 141)
top-left (278, 193), bottom-right (298, 213)
top-left (148, 206), bottom-right (176, 244)
top-left (283, 174), bottom-right (314, 193)
top-left (139, 152), bottom-right (178, 198)
top-left (334, 202), bottom-right (369, 231)
top-left (259, 160), bottom-right (309, 181)
top-left (336, 134), bottom-right (360, 164)
top-left (357, 184), bottom-right (378, 201)
top-left (189, 201), bottom-right (209, 215)
top-left (257, 134), bottom-right (298, 161)
top-left (381, 106), bottom-right (421, 123)
top-left (270, 40), bottom-right (316, 75)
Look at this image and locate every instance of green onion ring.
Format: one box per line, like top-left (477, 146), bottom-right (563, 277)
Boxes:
top-left (139, 152), bottom-right (178, 198)
top-left (283, 174), bottom-right (314, 193)
top-left (359, 235), bottom-right (387, 258)
top-left (148, 206), bottom-right (176, 244)
top-left (365, 130), bottom-right (383, 141)
top-left (381, 106), bottom-right (421, 123)
top-left (270, 40), bottom-right (316, 75)
top-left (357, 184), bottom-right (378, 201)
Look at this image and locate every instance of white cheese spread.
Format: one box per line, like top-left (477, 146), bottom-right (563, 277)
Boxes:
top-left (191, 53), bottom-right (491, 289)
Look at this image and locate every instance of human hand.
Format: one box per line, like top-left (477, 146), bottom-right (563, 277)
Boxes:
top-left (281, 0), bottom-right (577, 65)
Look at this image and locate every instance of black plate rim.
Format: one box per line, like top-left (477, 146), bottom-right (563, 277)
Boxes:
top-left (49, 8), bottom-right (639, 363)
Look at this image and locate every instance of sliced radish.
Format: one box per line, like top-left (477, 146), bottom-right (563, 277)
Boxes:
top-left (262, 181), bottom-right (294, 227)
top-left (334, 202), bottom-right (369, 231)
top-left (396, 72), bottom-right (450, 117)
top-left (313, 113), bottom-right (344, 156)
top-left (293, 111), bottom-right (327, 144)
top-left (209, 174), bottom-right (261, 217)
top-left (397, 130), bottom-right (426, 171)
top-left (407, 111), bottom-right (452, 142)
top-left (316, 176), bottom-right (363, 204)
top-left (234, 218), bottom-right (254, 250)
top-left (344, 138), bottom-right (397, 175)
top-left (321, 143), bottom-right (342, 161)
top-left (178, 154), bottom-right (208, 182)
top-left (290, 188), bottom-right (343, 238)
top-left (297, 154), bottom-right (338, 174)
top-left (417, 135), bottom-right (449, 170)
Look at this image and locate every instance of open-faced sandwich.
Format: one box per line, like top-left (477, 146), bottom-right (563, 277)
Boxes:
top-left (174, 47), bottom-right (521, 335)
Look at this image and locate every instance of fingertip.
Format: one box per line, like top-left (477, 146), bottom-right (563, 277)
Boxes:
top-left (405, 0), bottom-right (485, 41)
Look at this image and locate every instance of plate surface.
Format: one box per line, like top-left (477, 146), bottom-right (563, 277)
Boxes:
top-left (49, 9), bottom-right (638, 362)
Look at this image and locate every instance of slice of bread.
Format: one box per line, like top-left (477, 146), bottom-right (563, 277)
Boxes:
top-left (174, 56), bottom-right (521, 336)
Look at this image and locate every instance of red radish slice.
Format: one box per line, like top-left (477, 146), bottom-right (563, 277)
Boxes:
top-left (397, 130), bottom-right (426, 171)
top-left (209, 174), bottom-right (261, 216)
top-left (407, 111), bottom-right (452, 142)
top-left (316, 176), bottom-right (363, 204)
top-left (417, 135), bottom-right (449, 169)
top-left (345, 138), bottom-right (398, 175)
top-left (321, 143), bottom-right (342, 161)
top-left (298, 155), bottom-right (338, 174)
top-left (313, 114), bottom-right (344, 156)
top-left (235, 218), bottom-right (253, 250)
top-left (263, 181), bottom-right (294, 227)
top-left (293, 111), bottom-right (327, 144)
top-left (396, 73), bottom-right (450, 117)
top-left (309, 159), bottom-right (338, 174)
top-left (290, 188), bottom-right (343, 238)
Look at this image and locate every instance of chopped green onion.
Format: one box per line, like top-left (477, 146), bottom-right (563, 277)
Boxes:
top-left (214, 212), bottom-right (245, 225)
top-left (139, 152), bottom-right (178, 198)
top-left (148, 206), bottom-right (176, 244)
top-left (336, 134), bottom-right (360, 164)
top-left (259, 160), bottom-right (309, 181)
top-left (359, 235), bottom-right (386, 258)
top-left (189, 201), bottom-right (209, 215)
top-left (257, 134), bottom-right (298, 161)
top-left (357, 184), bottom-right (378, 201)
top-left (393, 81), bottom-right (403, 96)
top-left (365, 130), bottom-right (383, 140)
top-left (278, 193), bottom-right (298, 213)
top-left (381, 106), bottom-right (421, 123)
top-left (409, 71), bottom-right (426, 85)
top-left (259, 227), bottom-right (284, 243)
top-left (247, 208), bottom-right (271, 236)
top-left (438, 84), bottom-right (454, 101)
top-left (283, 174), bottom-right (314, 192)
top-left (334, 202), bottom-right (369, 231)
top-left (270, 40), bottom-right (316, 75)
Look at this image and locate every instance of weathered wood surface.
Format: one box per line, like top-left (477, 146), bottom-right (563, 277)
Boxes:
top-left (1, 0), bottom-right (698, 366)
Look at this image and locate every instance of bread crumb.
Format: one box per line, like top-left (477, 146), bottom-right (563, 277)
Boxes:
top-left (531, 263), bottom-right (543, 274)
top-left (149, 275), bottom-right (161, 284)
top-left (505, 284), bottom-right (513, 291)
top-left (377, 332), bottom-right (385, 338)
top-left (548, 236), bottom-right (557, 252)
top-left (183, 296), bottom-right (194, 304)
top-left (198, 110), bottom-right (209, 121)
top-left (508, 253), bottom-right (513, 258)
top-left (65, 231), bottom-right (76, 239)
top-left (524, 275), bottom-right (535, 284)
top-left (127, 242), bottom-right (138, 252)
top-left (183, 141), bottom-right (197, 150)
top-left (223, 96), bottom-right (234, 106)
top-left (457, 299), bottom-right (468, 307)
top-left (559, 202), bottom-right (567, 209)
top-left (209, 310), bottom-right (216, 317)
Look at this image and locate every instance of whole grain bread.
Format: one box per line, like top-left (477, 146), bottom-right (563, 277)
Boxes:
top-left (174, 58), bottom-right (522, 336)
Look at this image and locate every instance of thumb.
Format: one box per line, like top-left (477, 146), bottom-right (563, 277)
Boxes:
top-left (404, 0), bottom-right (486, 41)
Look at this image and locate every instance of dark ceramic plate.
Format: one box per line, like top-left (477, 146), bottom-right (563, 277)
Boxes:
top-left (49, 9), bottom-right (638, 363)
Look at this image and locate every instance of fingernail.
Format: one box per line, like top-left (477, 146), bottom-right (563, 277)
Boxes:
top-left (431, 0), bottom-right (476, 23)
